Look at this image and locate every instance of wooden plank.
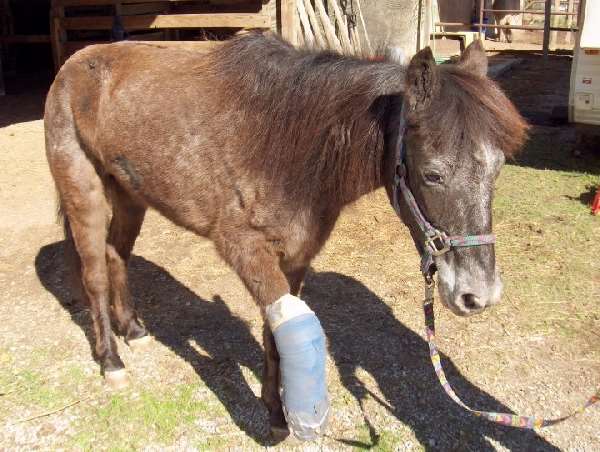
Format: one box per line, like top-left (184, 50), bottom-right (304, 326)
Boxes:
top-left (478, 0), bottom-right (483, 39)
top-left (57, 0), bottom-right (268, 6)
top-left (280, 0), bottom-right (297, 44)
top-left (50, 4), bottom-right (67, 70)
top-left (64, 39), bottom-right (222, 55)
top-left (120, 2), bottom-right (169, 15)
top-left (62, 13), bottom-right (271, 30)
top-left (543, 0), bottom-right (552, 58)
top-left (63, 40), bottom-right (102, 55)
top-left (469, 23), bottom-right (578, 31)
top-left (481, 8), bottom-right (576, 15)
top-left (0, 50), bottom-right (4, 96)
top-left (0, 34), bottom-right (51, 43)
top-left (128, 30), bottom-right (165, 39)
top-left (135, 40), bottom-right (223, 51)
top-left (58, 0), bottom-right (185, 5)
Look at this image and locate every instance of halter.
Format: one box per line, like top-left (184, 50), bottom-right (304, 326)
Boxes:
top-left (390, 104), bottom-right (496, 278)
top-left (391, 102), bottom-right (599, 428)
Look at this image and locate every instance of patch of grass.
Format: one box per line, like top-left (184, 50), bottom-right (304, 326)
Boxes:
top-left (353, 424), bottom-right (422, 451)
top-left (69, 384), bottom-right (226, 450)
top-left (0, 361), bottom-right (85, 420)
top-left (195, 435), bottom-right (232, 451)
top-left (494, 154), bottom-right (600, 341)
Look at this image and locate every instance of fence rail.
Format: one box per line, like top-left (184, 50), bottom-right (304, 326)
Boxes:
top-left (481, 8), bottom-right (576, 16)
top-left (475, 0), bottom-right (579, 58)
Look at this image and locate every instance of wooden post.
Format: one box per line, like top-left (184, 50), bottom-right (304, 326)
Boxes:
top-left (0, 0), bottom-right (7, 95)
top-left (416, 0), bottom-right (422, 52)
top-left (565, 0), bottom-right (575, 43)
top-left (280, 0), bottom-right (298, 45)
top-left (50, 2), bottom-right (66, 71)
top-left (0, 49), bottom-right (4, 96)
top-left (479, 0), bottom-right (484, 40)
top-left (424, 0), bottom-right (432, 51)
top-left (542, 0), bottom-right (551, 59)
top-left (551, 0), bottom-right (560, 48)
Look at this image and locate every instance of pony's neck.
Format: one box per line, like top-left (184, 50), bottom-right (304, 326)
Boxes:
top-left (329, 94), bottom-right (398, 207)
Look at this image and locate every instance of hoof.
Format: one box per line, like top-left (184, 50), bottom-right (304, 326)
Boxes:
top-left (105, 369), bottom-right (130, 390)
top-left (127, 334), bottom-right (151, 350)
top-left (268, 411), bottom-right (289, 442)
top-left (269, 424), bottom-right (290, 442)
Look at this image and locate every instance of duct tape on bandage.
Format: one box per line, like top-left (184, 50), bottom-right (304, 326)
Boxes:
top-left (266, 294), bottom-right (329, 441)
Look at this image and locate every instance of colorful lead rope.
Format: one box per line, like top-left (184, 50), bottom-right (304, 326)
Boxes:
top-left (423, 280), bottom-right (600, 429)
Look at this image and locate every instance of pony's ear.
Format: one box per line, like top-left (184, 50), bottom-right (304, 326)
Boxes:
top-left (405, 47), bottom-right (439, 112)
top-left (457, 39), bottom-right (488, 78)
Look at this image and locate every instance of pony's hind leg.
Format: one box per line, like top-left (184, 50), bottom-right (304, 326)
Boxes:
top-left (63, 218), bottom-right (88, 307)
top-left (52, 160), bottom-right (128, 389)
top-left (106, 181), bottom-right (148, 346)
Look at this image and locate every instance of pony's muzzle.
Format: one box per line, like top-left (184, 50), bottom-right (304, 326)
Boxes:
top-left (437, 259), bottom-right (503, 316)
top-left (452, 273), bottom-right (503, 316)
top-left (458, 293), bottom-right (486, 313)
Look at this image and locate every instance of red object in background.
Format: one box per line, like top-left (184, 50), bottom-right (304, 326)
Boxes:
top-left (592, 187), bottom-right (600, 215)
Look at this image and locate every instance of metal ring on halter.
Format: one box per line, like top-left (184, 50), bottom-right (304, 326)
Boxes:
top-left (424, 231), bottom-right (451, 256)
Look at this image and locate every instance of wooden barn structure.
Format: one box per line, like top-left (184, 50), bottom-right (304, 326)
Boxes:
top-left (0, 0), bottom-right (429, 95)
top-left (0, 0), bottom-right (582, 96)
top-left (0, 0), bottom-right (297, 72)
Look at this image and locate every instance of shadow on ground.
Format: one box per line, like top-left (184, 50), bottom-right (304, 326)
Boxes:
top-left (302, 271), bottom-right (559, 451)
top-left (36, 241), bottom-right (559, 450)
top-left (35, 241), bottom-right (271, 445)
top-left (490, 52), bottom-right (600, 176)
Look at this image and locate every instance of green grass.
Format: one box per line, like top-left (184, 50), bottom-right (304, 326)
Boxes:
top-left (69, 384), bottom-right (226, 450)
top-left (0, 349), bottom-right (84, 421)
top-left (352, 424), bottom-right (423, 451)
top-left (493, 133), bottom-right (600, 343)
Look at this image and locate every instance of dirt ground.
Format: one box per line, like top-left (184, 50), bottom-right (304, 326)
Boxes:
top-left (0, 51), bottom-right (599, 451)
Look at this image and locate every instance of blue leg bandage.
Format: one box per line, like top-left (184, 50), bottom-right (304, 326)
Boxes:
top-left (267, 295), bottom-right (329, 441)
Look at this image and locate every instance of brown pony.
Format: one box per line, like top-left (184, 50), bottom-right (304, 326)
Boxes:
top-left (44, 32), bottom-right (527, 436)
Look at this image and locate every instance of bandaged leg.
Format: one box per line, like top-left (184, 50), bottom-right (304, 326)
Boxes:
top-left (266, 294), bottom-right (329, 441)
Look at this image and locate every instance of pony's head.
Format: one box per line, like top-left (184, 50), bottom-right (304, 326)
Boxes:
top-left (391, 41), bottom-right (528, 316)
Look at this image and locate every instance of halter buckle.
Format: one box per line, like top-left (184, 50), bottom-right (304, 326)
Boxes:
top-left (425, 231), bottom-right (450, 256)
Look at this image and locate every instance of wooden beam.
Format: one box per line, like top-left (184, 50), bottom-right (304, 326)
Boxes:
top-left (439, 22), bottom-right (579, 32)
top-left (481, 8), bottom-right (576, 15)
top-left (479, 0), bottom-right (484, 39)
top-left (57, 0), bottom-right (197, 5)
top-left (543, 0), bottom-right (552, 58)
top-left (119, 2), bottom-right (169, 16)
top-left (50, 3), bottom-right (66, 71)
top-left (135, 40), bottom-right (223, 51)
top-left (0, 34), bottom-right (51, 43)
top-left (63, 39), bottom-right (222, 56)
top-left (0, 50), bottom-right (4, 96)
top-left (57, 0), bottom-right (268, 6)
top-left (62, 13), bottom-right (271, 30)
top-left (280, 0), bottom-right (297, 44)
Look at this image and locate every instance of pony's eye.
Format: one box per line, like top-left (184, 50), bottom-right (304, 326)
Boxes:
top-left (424, 173), bottom-right (443, 185)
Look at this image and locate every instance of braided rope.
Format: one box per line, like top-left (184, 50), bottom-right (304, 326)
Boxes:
top-left (424, 282), bottom-right (600, 428)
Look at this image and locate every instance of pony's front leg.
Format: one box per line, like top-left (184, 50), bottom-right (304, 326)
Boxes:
top-left (262, 324), bottom-right (287, 436)
top-left (215, 238), bottom-right (328, 441)
top-left (262, 266), bottom-right (310, 437)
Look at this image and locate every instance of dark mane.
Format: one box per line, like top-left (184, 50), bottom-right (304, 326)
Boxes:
top-left (210, 32), bottom-right (404, 204)
top-left (208, 32), bottom-right (527, 204)
top-left (422, 65), bottom-right (529, 158)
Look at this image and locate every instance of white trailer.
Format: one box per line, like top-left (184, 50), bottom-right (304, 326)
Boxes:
top-left (569, 0), bottom-right (600, 125)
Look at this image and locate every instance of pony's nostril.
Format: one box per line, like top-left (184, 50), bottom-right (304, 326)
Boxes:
top-left (461, 293), bottom-right (482, 310)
